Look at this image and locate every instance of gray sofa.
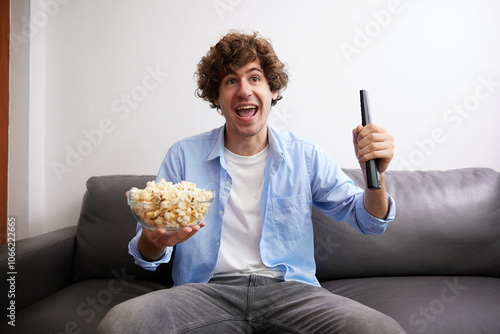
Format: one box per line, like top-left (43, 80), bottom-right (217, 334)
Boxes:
top-left (1, 168), bottom-right (499, 333)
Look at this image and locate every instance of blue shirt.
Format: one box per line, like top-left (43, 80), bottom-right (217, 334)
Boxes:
top-left (129, 125), bottom-right (395, 287)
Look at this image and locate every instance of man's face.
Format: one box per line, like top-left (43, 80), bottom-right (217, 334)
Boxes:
top-left (214, 60), bottom-right (278, 143)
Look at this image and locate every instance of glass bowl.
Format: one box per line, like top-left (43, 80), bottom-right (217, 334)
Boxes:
top-left (127, 190), bottom-right (215, 231)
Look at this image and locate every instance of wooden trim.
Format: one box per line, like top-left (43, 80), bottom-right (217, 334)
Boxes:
top-left (0, 0), bottom-right (10, 244)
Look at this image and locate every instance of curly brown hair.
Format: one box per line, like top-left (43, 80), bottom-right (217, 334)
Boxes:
top-left (195, 31), bottom-right (289, 109)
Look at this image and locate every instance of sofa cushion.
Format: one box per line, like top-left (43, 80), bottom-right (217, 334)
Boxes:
top-left (73, 175), bottom-right (173, 283)
top-left (314, 168), bottom-right (500, 280)
top-left (0, 279), bottom-right (168, 334)
top-left (322, 276), bottom-right (500, 334)
top-left (0, 226), bottom-right (76, 313)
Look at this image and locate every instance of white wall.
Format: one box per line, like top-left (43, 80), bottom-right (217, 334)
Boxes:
top-left (10, 0), bottom-right (500, 239)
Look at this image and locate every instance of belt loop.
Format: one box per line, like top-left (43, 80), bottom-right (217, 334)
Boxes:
top-left (249, 274), bottom-right (257, 287)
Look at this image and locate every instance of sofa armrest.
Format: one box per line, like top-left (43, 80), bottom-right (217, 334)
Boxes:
top-left (0, 226), bottom-right (77, 316)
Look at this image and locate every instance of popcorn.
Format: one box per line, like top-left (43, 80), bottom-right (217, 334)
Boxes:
top-left (128, 180), bottom-right (213, 229)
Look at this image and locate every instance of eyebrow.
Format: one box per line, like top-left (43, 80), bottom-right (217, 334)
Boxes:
top-left (222, 66), bottom-right (264, 80)
top-left (247, 67), bottom-right (264, 74)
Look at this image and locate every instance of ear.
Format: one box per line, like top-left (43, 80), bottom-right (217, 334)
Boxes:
top-left (213, 96), bottom-right (220, 107)
top-left (272, 91), bottom-right (278, 101)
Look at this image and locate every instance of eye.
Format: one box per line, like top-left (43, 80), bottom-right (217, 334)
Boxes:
top-left (251, 76), bottom-right (260, 82)
top-left (226, 78), bottom-right (237, 85)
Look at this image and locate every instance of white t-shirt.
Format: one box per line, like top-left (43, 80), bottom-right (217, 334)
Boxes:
top-left (213, 146), bottom-right (284, 279)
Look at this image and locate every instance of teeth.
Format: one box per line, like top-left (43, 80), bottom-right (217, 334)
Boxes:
top-left (236, 105), bottom-right (256, 110)
top-left (235, 105), bottom-right (257, 118)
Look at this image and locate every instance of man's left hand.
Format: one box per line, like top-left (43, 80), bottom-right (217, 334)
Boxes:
top-left (352, 124), bottom-right (394, 174)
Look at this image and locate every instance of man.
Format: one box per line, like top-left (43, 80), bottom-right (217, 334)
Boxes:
top-left (98, 31), bottom-right (405, 333)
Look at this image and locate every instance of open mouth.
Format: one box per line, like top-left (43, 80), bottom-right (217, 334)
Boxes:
top-left (235, 105), bottom-right (258, 118)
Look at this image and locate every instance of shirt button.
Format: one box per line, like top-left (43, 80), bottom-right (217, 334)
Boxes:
top-left (219, 210), bottom-right (223, 215)
top-left (225, 181), bottom-right (230, 186)
top-left (217, 242), bottom-right (220, 247)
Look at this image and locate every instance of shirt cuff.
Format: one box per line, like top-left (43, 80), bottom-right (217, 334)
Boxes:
top-left (128, 224), bottom-right (173, 271)
top-left (355, 193), bottom-right (396, 235)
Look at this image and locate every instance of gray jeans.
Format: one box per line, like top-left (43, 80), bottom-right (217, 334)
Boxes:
top-left (97, 275), bottom-right (406, 334)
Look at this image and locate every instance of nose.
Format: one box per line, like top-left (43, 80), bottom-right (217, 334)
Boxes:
top-left (236, 80), bottom-right (252, 98)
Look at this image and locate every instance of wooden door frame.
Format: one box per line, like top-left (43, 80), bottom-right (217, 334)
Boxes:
top-left (0, 0), bottom-right (10, 244)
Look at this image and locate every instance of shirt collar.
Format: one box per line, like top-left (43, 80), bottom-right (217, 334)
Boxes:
top-left (267, 126), bottom-right (285, 172)
top-left (207, 125), bottom-right (226, 162)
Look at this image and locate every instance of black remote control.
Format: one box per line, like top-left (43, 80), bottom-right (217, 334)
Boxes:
top-left (360, 90), bottom-right (381, 190)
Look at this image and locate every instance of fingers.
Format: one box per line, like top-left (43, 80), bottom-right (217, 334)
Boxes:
top-left (357, 133), bottom-right (394, 161)
top-left (143, 222), bottom-right (206, 247)
top-left (169, 222), bottom-right (206, 245)
top-left (353, 124), bottom-right (395, 173)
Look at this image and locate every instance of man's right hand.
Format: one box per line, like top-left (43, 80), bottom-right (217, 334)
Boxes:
top-left (138, 222), bottom-right (206, 261)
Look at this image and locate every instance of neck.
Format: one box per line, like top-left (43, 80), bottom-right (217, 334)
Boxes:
top-left (224, 126), bottom-right (268, 156)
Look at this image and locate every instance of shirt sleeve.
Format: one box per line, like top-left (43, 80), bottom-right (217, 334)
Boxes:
top-left (128, 223), bottom-right (174, 271)
top-left (353, 192), bottom-right (396, 234)
top-left (309, 142), bottom-right (396, 235)
top-left (155, 143), bottom-right (184, 184)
